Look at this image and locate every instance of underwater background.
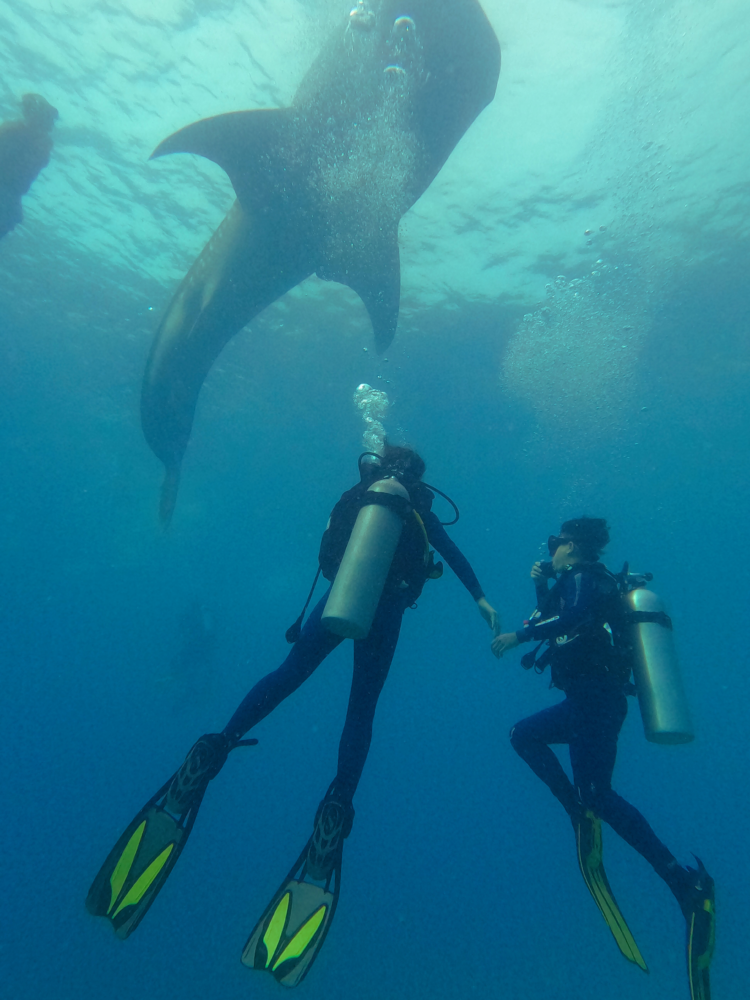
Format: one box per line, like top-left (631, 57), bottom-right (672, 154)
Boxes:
top-left (1, 0), bottom-right (748, 998)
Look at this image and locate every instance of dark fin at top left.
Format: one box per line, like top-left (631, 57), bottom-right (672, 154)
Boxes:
top-left (151, 108), bottom-right (297, 212)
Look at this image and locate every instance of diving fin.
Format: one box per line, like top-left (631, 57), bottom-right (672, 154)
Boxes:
top-left (241, 796), bottom-right (352, 987)
top-left (575, 809), bottom-right (649, 973)
top-left (86, 732), bottom-right (255, 939)
top-left (681, 858), bottom-right (715, 1000)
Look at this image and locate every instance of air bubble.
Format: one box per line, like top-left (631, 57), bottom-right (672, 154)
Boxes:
top-left (353, 383), bottom-right (389, 453)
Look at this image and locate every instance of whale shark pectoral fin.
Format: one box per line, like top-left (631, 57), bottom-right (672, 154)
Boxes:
top-left (150, 109), bottom-right (296, 211)
top-left (318, 228), bottom-right (400, 353)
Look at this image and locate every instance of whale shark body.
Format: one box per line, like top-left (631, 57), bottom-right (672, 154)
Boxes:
top-left (143, 0), bottom-right (500, 523)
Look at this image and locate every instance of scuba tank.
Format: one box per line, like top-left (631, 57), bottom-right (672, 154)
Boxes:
top-left (619, 568), bottom-right (694, 745)
top-left (321, 478), bottom-right (409, 640)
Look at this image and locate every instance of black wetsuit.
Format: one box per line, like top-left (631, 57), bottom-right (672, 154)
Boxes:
top-left (224, 483), bottom-right (484, 804)
top-left (510, 563), bottom-right (678, 883)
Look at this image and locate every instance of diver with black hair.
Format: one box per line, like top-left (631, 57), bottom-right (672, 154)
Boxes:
top-left (0, 94), bottom-right (58, 240)
top-left (88, 443), bottom-right (499, 983)
top-left (492, 517), bottom-right (714, 999)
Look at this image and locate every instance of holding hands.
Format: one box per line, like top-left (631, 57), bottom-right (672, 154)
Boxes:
top-left (491, 631), bottom-right (519, 659)
top-left (492, 559), bottom-right (545, 658)
top-left (476, 596), bottom-right (501, 634)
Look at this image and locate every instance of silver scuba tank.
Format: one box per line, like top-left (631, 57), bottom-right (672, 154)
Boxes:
top-left (624, 586), bottom-right (694, 744)
top-left (322, 478), bottom-right (409, 640)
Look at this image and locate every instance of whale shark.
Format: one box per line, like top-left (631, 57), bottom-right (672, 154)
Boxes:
top-left (143, 0), bottom-right (500, 523)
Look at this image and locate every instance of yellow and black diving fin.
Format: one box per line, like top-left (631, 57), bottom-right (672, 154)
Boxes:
top-left (575, 809), bottom-right (649, 973)
top-left (86, 733), bottom-right (255, 939)
top-left (683, 858), bottom-right (715, 1000)
top-left (241, 797), bottom-right (350, 987)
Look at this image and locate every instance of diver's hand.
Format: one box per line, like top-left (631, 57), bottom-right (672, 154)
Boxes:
top-left (532, 561), bottom-right (556, 585)
top-left (492, 632), bottom-right (520, 659)
top-left (477, 597), bottom-right (500, 634)
top-left (531, 561), bottom-right (546, 582)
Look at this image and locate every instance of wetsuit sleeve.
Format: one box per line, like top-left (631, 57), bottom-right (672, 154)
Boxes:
top-left (516, 569), bottom-right (597, 642)
top-left (423, 511), bottom-right (484, 601)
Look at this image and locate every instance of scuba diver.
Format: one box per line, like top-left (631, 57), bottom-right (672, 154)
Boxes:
top-left (87, 444), bottom-right (500, 985)
top-left (491, 517), bottom-right (715, 1000)
top-left (0, 94), bottom-right (58, 240)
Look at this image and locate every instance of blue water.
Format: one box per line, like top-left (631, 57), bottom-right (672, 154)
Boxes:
top-left (1, 1), bottom-right (748, 998)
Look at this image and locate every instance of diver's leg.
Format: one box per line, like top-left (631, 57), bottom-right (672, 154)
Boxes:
top-left (597, 790), bottom-right (682, 887)
top-left (571, 692), bottom-right (716, 994)
top-left (330, 591), bottom-right (406, 804)
top-left (510, 700), bottom-right (579, 816)
top-left (304, 593), bottom-right (405, 881)
top-left (569, 684), bottom-right (678, 882)
top-left (153, 598), bottom-right (342, 844)
top-left (223, 592), bottom-right (343, 742)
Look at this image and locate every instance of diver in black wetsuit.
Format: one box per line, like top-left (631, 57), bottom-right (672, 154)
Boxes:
top-left (222, 444), bottom-right (498, 805)
top-left (0, 94), bottom-right (58, 240)
top-left (88, 444), bottom-right (500, 973)
top-left (492, 517), bottom-right (714, 996)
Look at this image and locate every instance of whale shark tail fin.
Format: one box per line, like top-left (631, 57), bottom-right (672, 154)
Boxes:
top-left (159, 464), bottom-right (181, 529)
top-left (150, 109), bottom-right (295, 213)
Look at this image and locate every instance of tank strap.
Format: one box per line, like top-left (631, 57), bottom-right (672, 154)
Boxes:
top-left (624, 610), bottom-right (673, 630)
top-left (359, 492), bottom-right (413, 520)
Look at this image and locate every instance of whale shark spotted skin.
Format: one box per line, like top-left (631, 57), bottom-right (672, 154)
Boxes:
top-left (143, 0), bottom-right (500, 523)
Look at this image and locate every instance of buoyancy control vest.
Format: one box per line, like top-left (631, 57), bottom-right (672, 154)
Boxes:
top-left (319, 479), bottom-right (441, 599)
top-left (523, 562), bottom-right (628, 690)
